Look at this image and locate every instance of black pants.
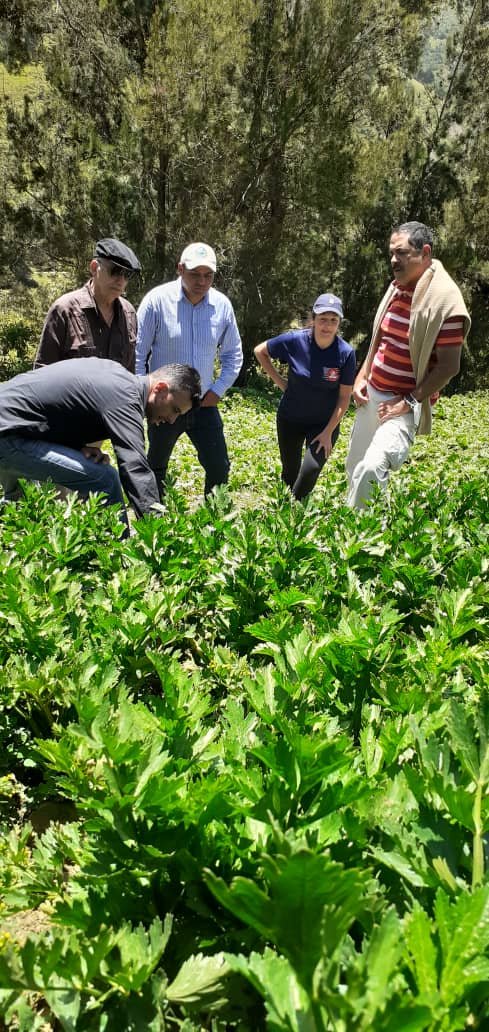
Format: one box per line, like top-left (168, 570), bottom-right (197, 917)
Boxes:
top-left (277, 415), bottom-right (339, 500)
top-left (148, 406), bottom-right (230, 500)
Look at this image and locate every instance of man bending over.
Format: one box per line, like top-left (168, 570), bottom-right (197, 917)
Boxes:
top-left (0, 358), bottom-right (201, 531)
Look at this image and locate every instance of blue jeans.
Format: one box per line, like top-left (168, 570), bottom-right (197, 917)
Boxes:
top-left (0, 434), bottom-right (128, 527)
top-left (148, 406), bottom-right (230, 499)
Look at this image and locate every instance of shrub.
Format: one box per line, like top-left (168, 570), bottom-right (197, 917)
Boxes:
top-left (0, 310), bottom-right (37, 380)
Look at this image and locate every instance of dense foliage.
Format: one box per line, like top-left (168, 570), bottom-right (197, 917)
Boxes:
top-left (0, 0), bottom-right (488, 377)
top-left (0, 389), bottom-right (488, 1029)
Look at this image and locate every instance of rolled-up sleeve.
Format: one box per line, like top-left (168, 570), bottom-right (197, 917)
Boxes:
top-left (135, 296), bottom-right (157, 375)
top-left (212, 303), bottom-right (243, 396)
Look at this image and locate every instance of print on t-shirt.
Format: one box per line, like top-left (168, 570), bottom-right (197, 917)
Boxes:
top-left (323, 367), bottom-right (340, 382)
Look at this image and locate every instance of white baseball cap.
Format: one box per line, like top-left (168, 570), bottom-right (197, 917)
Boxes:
top-left (180, 242), bottom-right (217, 272)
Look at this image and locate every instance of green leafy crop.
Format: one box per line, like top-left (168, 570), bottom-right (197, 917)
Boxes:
top-left (0, 390), bottom-right (488, 1030)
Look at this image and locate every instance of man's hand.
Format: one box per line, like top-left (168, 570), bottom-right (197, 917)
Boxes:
top-left (311, 429), bottom-right (333, 458)
top-left (352, 378), bottom-right (369, 406)
top-left (377, 395), bottom-right (410, 424)
top-left (81, 446), bottom-right (111, 464)
top-left (200, 389), bottom-right (220, 407)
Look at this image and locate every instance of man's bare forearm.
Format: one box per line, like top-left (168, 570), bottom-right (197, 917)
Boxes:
top-left (412, 348), bottom-right (461, 402)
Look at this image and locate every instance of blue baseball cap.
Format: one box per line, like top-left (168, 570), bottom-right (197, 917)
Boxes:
top-left (313, 293), bottom-right (343, 318)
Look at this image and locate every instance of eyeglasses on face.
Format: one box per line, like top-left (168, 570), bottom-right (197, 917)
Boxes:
top-left (101, 261), bottom-right (137, 280)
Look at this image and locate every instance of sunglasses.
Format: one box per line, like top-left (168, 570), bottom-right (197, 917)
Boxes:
top-left (102, 261), bottom-right (137, 281)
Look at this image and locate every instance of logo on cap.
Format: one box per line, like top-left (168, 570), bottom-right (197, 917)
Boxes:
top-left (312, 292), bottom-right (344, 318)
top-left (180, 242), bottom-right (217, 272)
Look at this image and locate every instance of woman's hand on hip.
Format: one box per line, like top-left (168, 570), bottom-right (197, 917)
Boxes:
top-left (311, 429), bottom-right (333, 457)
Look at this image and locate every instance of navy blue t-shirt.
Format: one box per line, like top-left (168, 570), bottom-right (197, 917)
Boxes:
top-left (267, 328), bottom-right (356, 424)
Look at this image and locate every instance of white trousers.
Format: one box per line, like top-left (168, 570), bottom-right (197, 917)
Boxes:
top-left (346, 385), bottom-right (420, 509)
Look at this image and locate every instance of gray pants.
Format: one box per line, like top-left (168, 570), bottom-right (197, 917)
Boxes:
top-left (346, 386), bottom-right (420, 508)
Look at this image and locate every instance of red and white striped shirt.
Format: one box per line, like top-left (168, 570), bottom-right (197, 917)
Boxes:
top-left (369, 284), bottom-right (464, 394)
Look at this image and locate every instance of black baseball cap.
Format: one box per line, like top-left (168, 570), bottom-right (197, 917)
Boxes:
top-left (94, 238), bottom-right (141, 272)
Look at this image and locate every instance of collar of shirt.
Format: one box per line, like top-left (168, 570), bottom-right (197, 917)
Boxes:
top-left (81, 281), bottom-right (100, 310)
top-left (392, 280), bottom-right (415, 299)
top-left (80, 280), bottom-right (121, 321)
top-left (177, 277), bottom-right (212, 308)
top-left (138, 375), bottom-right (151, 409)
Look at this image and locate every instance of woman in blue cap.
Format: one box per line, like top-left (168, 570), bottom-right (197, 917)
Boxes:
top-left (254, 294), bottom-right (355, 499)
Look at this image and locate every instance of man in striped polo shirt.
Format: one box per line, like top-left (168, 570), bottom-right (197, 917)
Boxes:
top-left (136, 243), bottom-right (242, 499)
top-left (346, 222), bottom-right (470, 508)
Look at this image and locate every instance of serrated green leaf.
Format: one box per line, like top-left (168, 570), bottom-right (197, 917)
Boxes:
top-left (133, 748), bottom-right (172, 798)
top-left (462, 956), bottom-right (489, 983)
top-left (436, 886), bottom-right (489, 1006)
top-left (361, 909), bottom-right (404, 1024)
top-left (205, 871), bottom-right (273, 941)
top-left (208, 851), bottom-right (367, 993)
top-left (379, 1004), bottom-right (435, 1032)
top-left (446, 701), bottom-right (480, 780)
top-left (44, 988), bottom-right (80, 1032)
top-left (166, 952), bottom-right (230, 1005)
top-left (360, 723), bottom-right (384, 777)
top-left (369, 847), bottom-right (428, 888)
top-left (191, 725), bottom-right (219, 760)
top-left (226, 949), bottom-right (314, 1032)
top-left (106, 917), bottom-right (172, 993)
top-left (404, 904), bottom-right (438, 998)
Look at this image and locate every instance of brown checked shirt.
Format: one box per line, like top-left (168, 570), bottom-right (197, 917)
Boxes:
top-left (34, 282), bottom-right (137, 372)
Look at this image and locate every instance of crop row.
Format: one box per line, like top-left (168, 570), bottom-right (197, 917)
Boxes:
top-left (0, 390), bottom-right (488, 1030)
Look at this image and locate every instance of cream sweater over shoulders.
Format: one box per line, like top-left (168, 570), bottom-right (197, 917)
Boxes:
top-left (367, 260), bottom-right (471, 435)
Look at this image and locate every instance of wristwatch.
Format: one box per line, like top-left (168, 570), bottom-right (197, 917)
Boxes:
top-left (404, 393), bottom-right (418, 411)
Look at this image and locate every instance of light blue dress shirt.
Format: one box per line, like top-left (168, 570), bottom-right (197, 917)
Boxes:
top-left (135, 278), bottom-right (243, 396)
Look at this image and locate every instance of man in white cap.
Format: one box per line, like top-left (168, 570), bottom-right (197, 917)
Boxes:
top-left (135, 242), bottom-right (243, 499)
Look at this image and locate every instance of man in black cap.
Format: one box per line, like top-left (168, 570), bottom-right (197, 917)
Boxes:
top-left (34, 238), bottom-right (141, 372)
